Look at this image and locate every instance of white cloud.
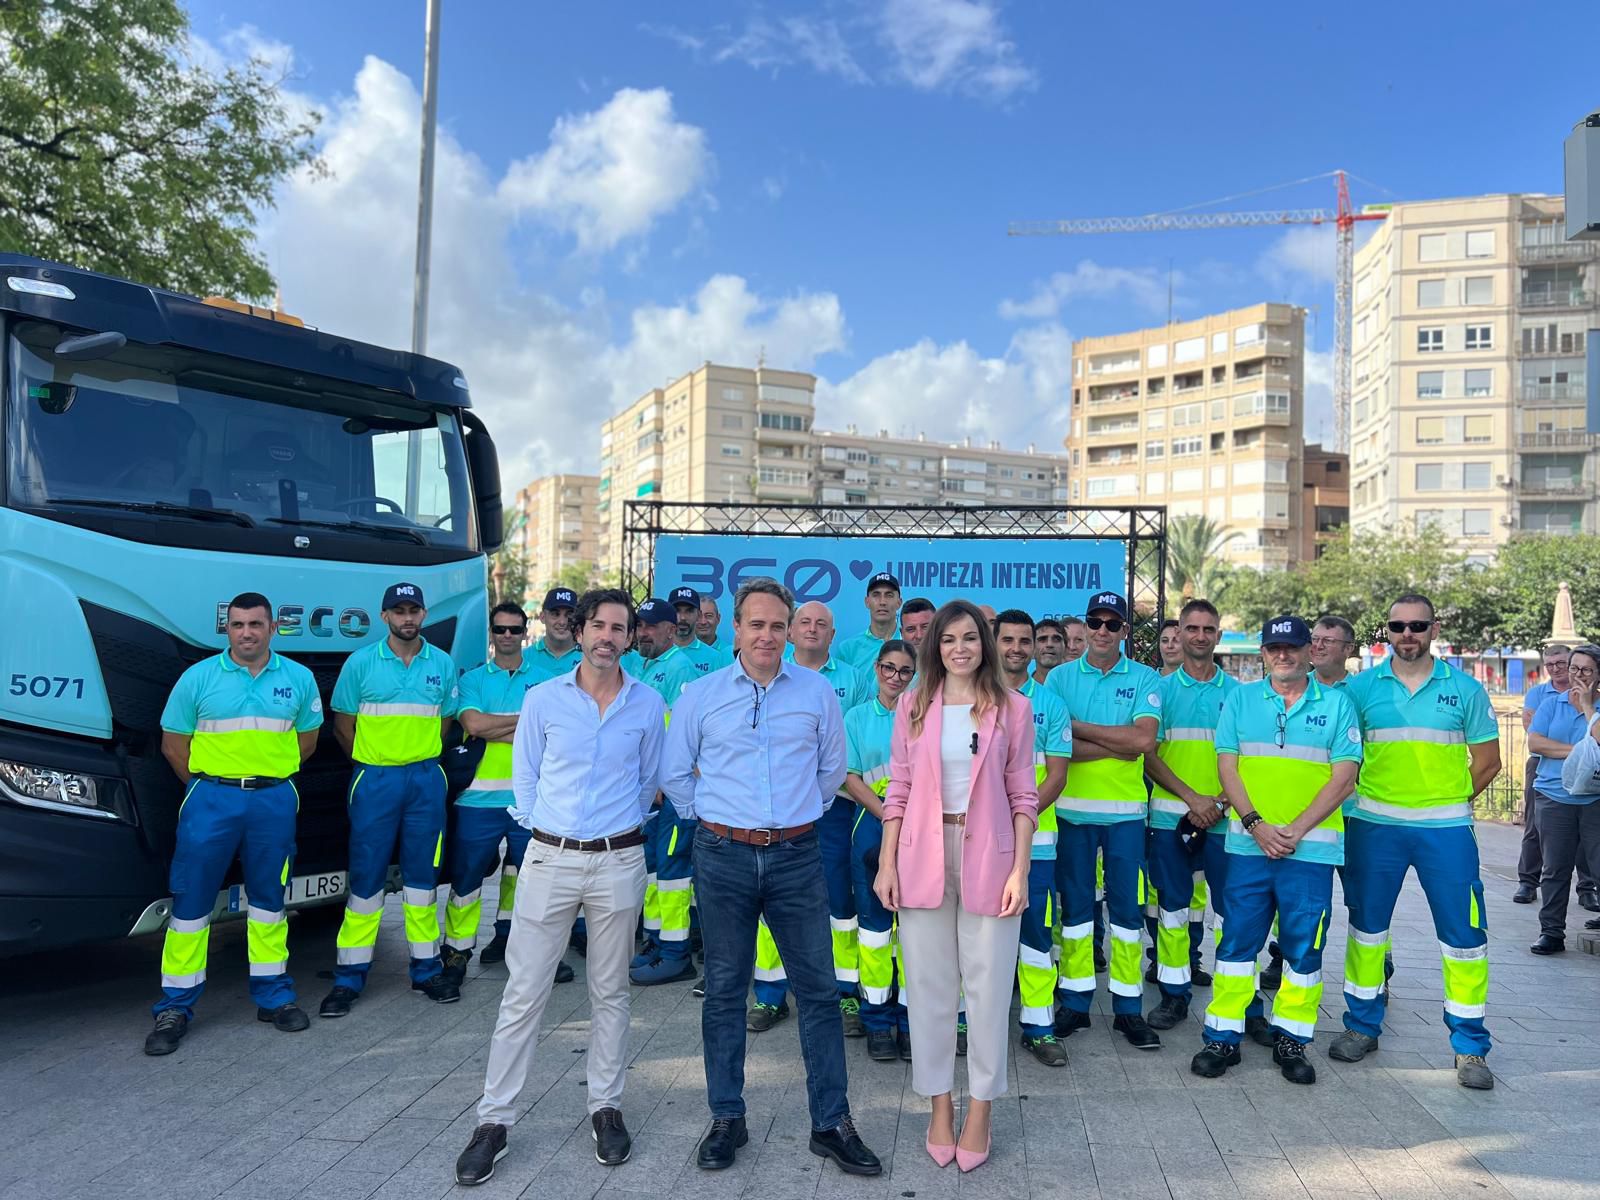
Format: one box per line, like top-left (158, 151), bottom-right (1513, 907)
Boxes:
top-left (497, 87), bottom-right (712, 252)
top-left (1302, 347), bottom-right (1336, 447)
top-left (999, 260), bottom-right (1178, 321)
top-left (1257, 224), bottom-right (1336, 287)
top-left (877, 0), bottom-right (1037, 100)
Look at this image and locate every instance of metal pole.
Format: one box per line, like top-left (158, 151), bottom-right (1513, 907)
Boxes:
top-left (411, 0), bottom-right (441, 357)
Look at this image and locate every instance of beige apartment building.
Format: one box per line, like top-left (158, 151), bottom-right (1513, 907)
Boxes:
top-left (1349, 193), bottom-right (1598, 557)
top-left (1066, 303), bottom-right (1307, 570)
top-left (508, 473), bottom-right (601, 600)
top-left (596, 362), bottom-right (1070, 576)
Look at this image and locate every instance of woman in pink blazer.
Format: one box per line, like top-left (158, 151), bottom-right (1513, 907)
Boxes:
top-left (874, 599), bottom-right (1038, 1172)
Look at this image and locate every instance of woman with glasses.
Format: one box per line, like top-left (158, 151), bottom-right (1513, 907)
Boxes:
top-left (1526, 644), bottom-right (1600, 955)
top-left (844, 640), bottom-right (918, 1063)
top-left (875, 601), bottom-right (1037, 1172)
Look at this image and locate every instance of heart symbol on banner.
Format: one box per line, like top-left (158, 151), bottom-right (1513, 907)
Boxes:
top-left (849, 560), bottom-right (875, 580)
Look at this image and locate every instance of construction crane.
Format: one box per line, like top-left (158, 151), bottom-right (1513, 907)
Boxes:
top-left (1009, 170), bottom-right (1388, 451)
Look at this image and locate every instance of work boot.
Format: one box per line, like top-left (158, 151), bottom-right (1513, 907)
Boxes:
top-left (1094, 945), bottom-right (1108, 973)
top-left (1530, 934), bottom-right (1565, 956)
top-left (1273, 1036), bottom-right (1316, 1085)
top-left (629, 935), bottom-right (659, 970)
top-left (257, 1003), bottom-right (310, 1032)
top-left (1113, 1013), bottom-right (1162, 1050)
top-left (455, 1122), bottom-right (509, 1185)
top-left (839, 996), bottom-right (866, 1038)
top-left (1146, 993), bottom-right (1190, 1031)
top-left (478, 929), bottom-right (510, 965)
top-left (1246, 1014), bottom-right (1275, 1048)
top-left (1327, 1030), bottom-right (1379, 1062)
top-left (956, 1021), bottom-right (968, 1057)
top-left (630, 954), bottom-right (695, 986)
top-left (143, 1010), bottom-right (188, 1056)
top-left (440, 947), bottom-right (470, 989)
top-left (746, 1001), bottom-right (789, 1032)
top-left (318, 986), bottom-right (359, 1019)
top-left (1456, 1053), bottom-right (1494, 1090)
top-left (1190, 1039), bottom-right (1241, 1078)
top-left (554, 958), bottom-right (575, 983)
top-left (1512, 884), bottom-right (1536, 904)
top-left (1190, 956), bottom-right (1213, 988)
top-left (1054, 1008), bottom-right (1091, 1038)
top-left (867, 1029), bottom-right (898, 1061)
top-left (1259, 944), bottom-right (1283, 991)
top-left (591, 1108), bottom-right (631, 1165)
top-left (898, 1029), bottom-right (912, 1061)
top-left (1021, 1032), bottom-right (1068, 1067)
top-left (1144, 953), bottom-right (1158, 985)
top-left (414, 974), bottom-right (461, 1004)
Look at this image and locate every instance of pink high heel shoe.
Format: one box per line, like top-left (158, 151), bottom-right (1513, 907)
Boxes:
top-left (925, 1133), bottom-right (956, 1168)
top-left (955, 1133), bottom-right (991, 1173)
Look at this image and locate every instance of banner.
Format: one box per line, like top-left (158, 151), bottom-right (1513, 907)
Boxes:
top-left (653, 533), bottom-right (1128, 643)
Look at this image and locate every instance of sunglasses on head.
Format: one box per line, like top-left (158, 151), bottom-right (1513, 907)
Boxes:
top-left (1084, 616), bottom-right (1124, 633)
top-left (1387, 620), bottom-right (1431, 634)
top-left (491, 624), bottom-right (527, 636)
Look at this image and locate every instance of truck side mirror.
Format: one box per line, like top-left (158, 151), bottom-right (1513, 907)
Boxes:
top-left (461, 410), bottom-right (503, 553)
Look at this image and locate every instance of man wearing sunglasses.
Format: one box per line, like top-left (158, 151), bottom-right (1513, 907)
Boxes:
top-left (1191, 615), bottom-right (1361, 1085)
top-left (1045, 591), bottom-right (1165, 1050)
top-left (1329, 593), bottom-right (1501, 1091)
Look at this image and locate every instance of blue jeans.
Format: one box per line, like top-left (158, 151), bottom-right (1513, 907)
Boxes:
top-left (694, 825), bottom-right (851, 1130)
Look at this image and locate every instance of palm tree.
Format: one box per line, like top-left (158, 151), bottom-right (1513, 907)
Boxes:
top-left (1165, 514), bottom-right (1240, 605)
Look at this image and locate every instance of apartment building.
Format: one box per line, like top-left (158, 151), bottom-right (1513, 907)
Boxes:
top-left (1348, 193), bottom-right (1599, 556)
top-left (813, 428), bottom-right (1067, 508)
top-left (1065, 303), bottom-right (1307, 570)
top-left (1299, 443), bottom-right (1350, 561)
top-left (507, 473), bottom-right (601, 598)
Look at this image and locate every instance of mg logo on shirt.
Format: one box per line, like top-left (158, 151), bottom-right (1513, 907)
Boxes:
top-left (427, 675), bottom-right (441, 688)
top-left (273, 687), bottom-right (294, 701)
top-left (1115, 687), bottom-right (1135, 701)
top-left (1304, 714), bottom-right (1327, 728)
top-left (1437, 694), bottom-right (1459, 708)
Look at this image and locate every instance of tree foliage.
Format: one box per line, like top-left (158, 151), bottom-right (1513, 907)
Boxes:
top-left (0, 0), bottom-right (321, 299)
top-left (1165, 514), bottom-right (1240, 605)
top-left (1449, 534), bottom-right (1600, 649)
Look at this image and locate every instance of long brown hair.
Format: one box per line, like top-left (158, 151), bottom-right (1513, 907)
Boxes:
top-left (908, 599), bottom-right (1008, 737)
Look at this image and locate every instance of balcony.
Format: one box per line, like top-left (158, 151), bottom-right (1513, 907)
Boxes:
top-left (1088, 385), bottom-right (1141, 407)
top-left (1520, 383), bottom-right (1586, 402)
top-left (1518, 431), bottom-right (1595, 449)
top-left (1517, 476), bottom-right (1590, 498)
top-left (1520, 242), bottom-right (1599, 262)
top-left (1521, 335), bottom-right (1587, 357)
top-left (1518, 288), bottom-right (1594, 309)
top-left (756, 419), bottom-right (810, 446)
top-left (1085, 422), bottom-right (1140, 439)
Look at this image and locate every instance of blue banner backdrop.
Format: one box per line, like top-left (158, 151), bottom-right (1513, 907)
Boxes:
top-left (653, 533), bottom-right (1129, 644)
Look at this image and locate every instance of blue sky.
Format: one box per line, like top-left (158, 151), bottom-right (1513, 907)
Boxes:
top-left (189, 1), bottom-right (1594, 485)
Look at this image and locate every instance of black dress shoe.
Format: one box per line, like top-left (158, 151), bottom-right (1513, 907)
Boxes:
top-left (319, 986), bottom-right (359, 1018)
top-left (592, 1108), bottom-right (631, 1165)
top-left (555, 959), bottom-right (575, 984)
top-left (809, 1117), bottom-right (882, 1176)
top-left (479, 930), bottom-right (509, 964)
top-left (257, 1003), bottom-right (310, 1032)
top-left (1586, 916), bottom-right (1600, 931)
top-left (866, 1029), bottom-right (899, 1061)
top-left (1113, 1013), bottom-right (1162, 1050)
top-left (455, 1122), bottom-right (508, 1185)
top-left (696, 1116), bottom-right (748, 1170)
top-left (414, 974), bottom-right (462, 1003)
top-left (1530, 934), bottom-right (1566, 955)
top-left (1580, 889), bottom-right (1600, 913)
top-left (1512, 884), bottom-right (1537, 904)
top-left (1273, 1036), bottom-right (1317, 1085)
top-left (1054, 1008), bottom-right (1091, 1038)
top-left (143, 1010), bottom-right (188, 1056)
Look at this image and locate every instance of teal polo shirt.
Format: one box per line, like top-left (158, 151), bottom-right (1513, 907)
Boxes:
top-left (630, 644), bottom-right (698, 709)
top-left (331, 638), bottom-right (459, 766)
top-left (1313, 672), bottom-right (1363, 815)
top-left (1151, 666), bottom-right (1239, 831)
top-left (678, 638), bottom-right (733, 676)
top-left (1216, 676), bottom-right (1363, 865)
top-left (814, 655), bottom-right (872, 714)
top-left (836, 629), bottom-right (896, 671)
top-left (1347, 658), bottom-right (1497, 829)
top-left (845, 699), bottom-right (896, 804)
top-left (524, 638), bottom-right (580, 684)
top-left (1020, 677), bottom-right (1072, 859)
top-left (454, 654), bottom-right (541, 808)
top-left (161, 651), bottom-right (322, 778)
top-left (1044, 652), bottom-right (1162, 824)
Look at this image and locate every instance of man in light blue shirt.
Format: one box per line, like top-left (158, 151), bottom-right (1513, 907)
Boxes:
top-left (460, 588), bottom-right (664, 1184)
top-left (662, 577), bottom-right (879, 1178)
top-left (1517, 645), bottom-right (1586, 905)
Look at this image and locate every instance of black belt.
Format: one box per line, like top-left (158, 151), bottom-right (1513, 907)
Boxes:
top-left (198, 775), bottom-right (290, 790)
top-left (532, 828), bottom-right (645, 852)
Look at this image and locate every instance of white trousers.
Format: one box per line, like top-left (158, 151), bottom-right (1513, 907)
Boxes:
top-left (477, 839), bottom-right (646, 1124)
top-left (898, 823), bottom-right (1023, 1101)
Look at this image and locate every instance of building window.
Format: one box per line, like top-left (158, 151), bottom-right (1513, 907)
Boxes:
top-left (1466, 230), bottom-right (1495, 258)
top-left (1464, 369), bottom-right (1492, 397)
top-left (1465, 324), bottom-right (1492, 351)
top-left (1416, 417), bottom-right (1445, 445)
top-left (1174, 336), bottom-right (1205, 363)
top-left (1171, 403), bottom-right (1203, 427)
top-left (1234, 323), bottom-right (1264, 346)
top-left (1464, 276), bottom-right (1493, 306)
top-left (1416, 464), bottom-right (1443, 490)
top-left (1462, 509), bottom-right (1491, 536)
top-left (1355, 396), bottom-right (1370, 424)
top-left (722, 388), bottom-right (744, 402)
top-left (1171, 436), bottom-right (1203, 457)
top-left (1417, 371), bottom-right (1444, 398)
top-left (1417, 280), bottom-right (1445, 308)
top-left (722, 414), bottom-right (743, 429)
top-left (720, 444), bottom-right (742, 457)
top-left (1212, 332), bottom-right (1229, 354)
top-left (1463, 462), bottom-right (1491, 489)
top-left (1417, 327), bottom-right (1444, 352)
top-left (1145, 440), bottom-right (1165, 461)
top-left (758, 466), bottom-right (807, 486)
top-left (1465, 415), bottom-right (1492, 442)
top-left (1418, 233), bottom-right (1447, 262)
top-left (1146, 408), bottom-right (1166, 430)
top-left (759, 412), bottom-right (808, 432)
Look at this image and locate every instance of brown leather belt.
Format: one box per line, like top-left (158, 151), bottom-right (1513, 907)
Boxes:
top-left (942, 812), bottom-right (967, 826)
top-left (532, 828), bottom-right (645, 852)
top-left (699, 820), bottom-right (815, 846)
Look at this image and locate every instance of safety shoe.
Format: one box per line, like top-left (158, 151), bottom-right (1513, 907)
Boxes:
top-left (1190, 1040), bottom-right (1241, 1078)
top-left (414, 974), bottom-right (461, 1004)
top-left (319, 986), bottom-right (359, 1019)
top-left (897, 1029), bottom-right (912, 1062)
top-left (257, 1003), bottom-right (310, 1033)
top-left (1327, 1030), bottom-right (1379, 1062)
top-left (696, 1116), bottom-right (748, 1170)
top-left (956, 1021), bottom-right (968, 1057)
top-left (839, 996), bottom-right (866, 1038)
top-left (746, 1002), bottom-right (789, 1032)
top-left (631, 954), bottom-right (695, 986)
top-left (1273, 1036), bottom-right (1316, 1085)
top-left (143, 1010), bottom-right (188, 1056)
top-left (1147, 994), bottom-right (1190, 1031)
top-left (629, 936), bottom-right (659, 970)
top-left (1580, 888), bottom-right (1600, 913)
top-left (440, 947), bottom-right (471, 989)
top-left (1246, 1015), bottom-right (1275, 1048)
top-left (454, 1122), bottom-right (508, 1185)
top-left (592, 1107), bottom-right (631, 1165)
top-left (809, 1116), bottom-right (882, 1176)
top-left (1512, 884), bottom-right (1537, 904)
top-left (867, 1028), bottom-right (899, 1061)
top-left (1530, 934), bottom-right (1566, 956)
top-left (554, 958), bottom-right (575, 983)
top-left (1053, 1008), bottom-right (1091, 1038)
top-left (1190, 957), bottom-right (1213, 988)
top-left (1113, 1013), bottom-right (1162, 1051)
top-left (1021, 1033), bottom-right (1068, 1067)
top-left (1259, 946), bottom-right (1283, 992)
top-left (478, 929), bottom-right (510, 965)
top-left (1456, 1053), bottom-right (1494, 1090)
top-left (692, 975), bottom-right (706, 998)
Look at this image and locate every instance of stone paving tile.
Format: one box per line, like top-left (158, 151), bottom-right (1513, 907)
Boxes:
top-left (6, 824), bottom-right (1600, 1200)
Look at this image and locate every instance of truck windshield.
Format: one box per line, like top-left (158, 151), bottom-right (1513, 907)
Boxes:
top-left (5, 320), bottom-right (478, 554)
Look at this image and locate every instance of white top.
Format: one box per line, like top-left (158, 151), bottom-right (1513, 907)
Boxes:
top-left (940, 702), bottom-right (975, 815)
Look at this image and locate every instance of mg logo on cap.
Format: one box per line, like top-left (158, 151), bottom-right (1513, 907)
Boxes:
top-left (396, 585), bottom-right (416, 596)
top-left (1272, 621), bottom-right (1293, 633)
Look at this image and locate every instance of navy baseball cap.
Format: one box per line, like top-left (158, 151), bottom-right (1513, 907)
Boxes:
top-left (542, 587), bottom-right (577, 611)
top-left (1085, 591), bottom-right (1128, 620)
top-left (637, 599), bottom-right (676, 626)
top-left (382, 582), bottom-right (425, 610)
top-left (668, 586), bottom-right (701, 609)
top-left (867, 572), bottom-right (901, 593)
top-left (1262, 615), bottom-right (1312, 648)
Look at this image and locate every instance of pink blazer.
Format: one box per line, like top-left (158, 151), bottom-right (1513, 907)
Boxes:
top-left (881, 687), bottom-right (1038, 916)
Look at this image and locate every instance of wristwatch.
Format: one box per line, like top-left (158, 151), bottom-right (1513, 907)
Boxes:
top-left (1240, 811), bottom-right (1264, 833)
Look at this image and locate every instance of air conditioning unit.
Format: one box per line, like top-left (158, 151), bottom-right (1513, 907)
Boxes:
top-left (1499, 514), bottom-right (1516, 526)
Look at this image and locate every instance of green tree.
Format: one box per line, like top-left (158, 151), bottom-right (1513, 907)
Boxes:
top-left (489, 512), bottom-right (528, 607)
top-left (1450, 534), bottom-right (1600, 649)
top-left (0, 0), bottom-right (321, 299)
top-left (1165, 514), bottom-right (1240, 606)
top-left (545, 561), bottom-right (598, 597)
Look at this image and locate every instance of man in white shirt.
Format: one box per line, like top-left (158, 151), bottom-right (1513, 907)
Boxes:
top-left (455, 589), bottom-right (666, 1185)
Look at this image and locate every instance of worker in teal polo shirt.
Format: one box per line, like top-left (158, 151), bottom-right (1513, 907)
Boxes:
top-left (143, 591), bottom-right (322, 1056)
top-left (320, 582), bottom-right (460, 1017)
top-left (835, 573), bottom-right (902, 670)
top-left (525, 588), bottom-right (581, 682)
top-left (669, 586), bottom-right (734, 676)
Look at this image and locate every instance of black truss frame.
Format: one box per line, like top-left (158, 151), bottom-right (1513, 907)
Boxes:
top-left (622, 501), bottom-right (1168, 658)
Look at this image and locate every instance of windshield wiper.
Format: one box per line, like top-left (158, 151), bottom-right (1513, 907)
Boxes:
top-left (266, 516), bottom-right (427, 545)
top-left (48, 498), bottom-right (255, 527)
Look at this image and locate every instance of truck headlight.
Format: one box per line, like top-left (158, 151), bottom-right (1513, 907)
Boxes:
top-left (0, 760), bottom-right (118, 820)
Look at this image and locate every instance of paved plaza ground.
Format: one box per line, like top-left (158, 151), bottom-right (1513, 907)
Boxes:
top-left (3, 820), bottom-right (1598, 1200)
